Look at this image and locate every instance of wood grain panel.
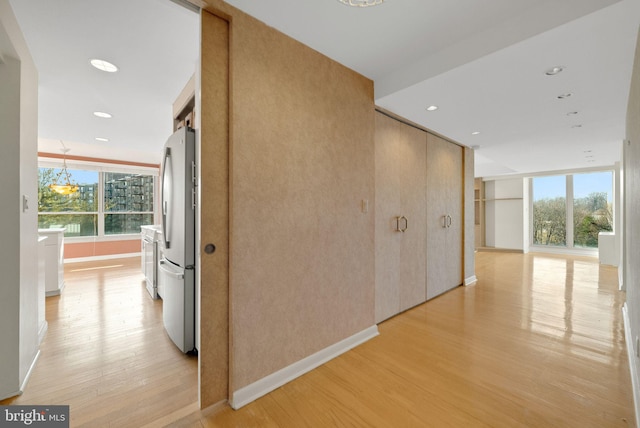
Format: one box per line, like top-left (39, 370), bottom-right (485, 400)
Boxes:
top-left (200, 0), bottom-right (376, 396)
top-left (199, 10), bottom-right (229, 408)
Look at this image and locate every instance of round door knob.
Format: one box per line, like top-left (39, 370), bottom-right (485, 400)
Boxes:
top-left (204, 243), bottom-right (216, 254)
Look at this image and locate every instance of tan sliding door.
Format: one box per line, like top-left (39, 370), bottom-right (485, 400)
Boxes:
top-left (375, 112), bottom-right (427, 322)
top-left (426, 133), bottom-right (463, 300)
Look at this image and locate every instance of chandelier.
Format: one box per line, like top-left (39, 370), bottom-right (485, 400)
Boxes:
top-left (49, 142), bottom-right (79, 195)
top-left (338, 0), bottom-right (385, 7)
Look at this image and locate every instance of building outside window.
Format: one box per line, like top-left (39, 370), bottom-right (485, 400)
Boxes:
top-left (38, 165), bottom-right (156, 238)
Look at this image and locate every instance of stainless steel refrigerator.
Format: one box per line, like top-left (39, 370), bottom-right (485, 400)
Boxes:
top-left (158, 126), bottom-right (196, 353)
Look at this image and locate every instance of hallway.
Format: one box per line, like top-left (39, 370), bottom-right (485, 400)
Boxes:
top-left (177, 251), bottom-right (634, 427)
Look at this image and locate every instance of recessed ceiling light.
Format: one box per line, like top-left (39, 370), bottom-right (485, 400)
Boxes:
top-left (90, 59), bottom-right (118, 73)
top-left (557, 93), bottom-right (573, 99)
top-left (93, 111), bottom-right (112, 119)
top-left (545, 66), bottom-right (564, 76)
top-left (567, 111), bottom-right (578, 116)
top-left (426, 105), bottom-right (439, 111)
top-left (471, 131), bottom-right (480, 135)
top-left (95, 137), bottom-right (109, 142)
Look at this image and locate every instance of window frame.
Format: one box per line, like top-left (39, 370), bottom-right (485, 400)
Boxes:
top-left (529, 169), bottom-right (614, 255)
top-left (38, 158), bottom-right (159, 242)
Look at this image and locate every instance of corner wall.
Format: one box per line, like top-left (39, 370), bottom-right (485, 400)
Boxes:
top-left (484, 178), bottom-right (527, 251)
top-left (624, 26), bottom-right (640, 421)
top-left (0, 0), bottom-right (39, 399)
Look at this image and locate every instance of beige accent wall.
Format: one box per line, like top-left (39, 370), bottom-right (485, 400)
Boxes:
top-left (199, 0), bottom-right (375, 400)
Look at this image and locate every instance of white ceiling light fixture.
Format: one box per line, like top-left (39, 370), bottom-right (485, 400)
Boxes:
top-left (471, 131), bottom-right (481, 135)
top-left (90, 59), bottom-right (118, 73)
top-left (338, 0), bottom-right (385, 7)
top-left (93, 111), bottom-right (112, 118)
top-left (545, 66), bottom-right (564, 76)
top-left (426, 105), bottom-right (439, 111)
top-left (95, 137), bottom-right (109, 142)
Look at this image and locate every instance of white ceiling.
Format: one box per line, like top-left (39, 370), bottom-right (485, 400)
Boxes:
top-left (8, 0), bottom-right (640, 177)
top-left (8, 0), bottom-right (199, 165)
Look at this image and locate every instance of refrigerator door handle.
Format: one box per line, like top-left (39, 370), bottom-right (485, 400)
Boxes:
top-left (161, 147), bottom-right (172, 249)
top-left (158, 259), bottom-right (184, 279)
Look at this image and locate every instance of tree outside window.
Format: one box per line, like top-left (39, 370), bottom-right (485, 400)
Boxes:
top-left (38, 167), bottom-right (156, 237)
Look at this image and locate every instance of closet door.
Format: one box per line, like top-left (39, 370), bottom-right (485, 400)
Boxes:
top-left (426, 133), bottom-right (463, 300)
top-left (375, 113), bottom-right (427, 322)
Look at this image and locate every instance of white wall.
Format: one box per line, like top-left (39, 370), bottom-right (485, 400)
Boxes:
top-left (623, 26), bottom-right (640, 421)
top-left (483, 178), bottom-right (527, 251)
top-left (0, 0), bottom-right (40, 400)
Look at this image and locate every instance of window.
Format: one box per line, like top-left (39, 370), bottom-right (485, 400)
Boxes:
top-left (573, 172), bottom-right (613, 248)
top-left (38, 168), bottom-right (99, 237)
top-left (532, 175), bottom-right (566, 246)
top-left (38, 166), bottom-right (156, 238)
top-left (531, 171), bottom-right (613, 250)
top-left (104, 173), bottom-right (155, 235)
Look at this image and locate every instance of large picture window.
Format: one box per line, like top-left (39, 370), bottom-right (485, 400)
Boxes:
top-left (531, 171), bottom-right (613, 250)
top-left (38, 166), bottom-right (156, 238)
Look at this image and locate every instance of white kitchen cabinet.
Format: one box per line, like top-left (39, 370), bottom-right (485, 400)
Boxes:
top-left (38, 228), bottom-right (65, 296)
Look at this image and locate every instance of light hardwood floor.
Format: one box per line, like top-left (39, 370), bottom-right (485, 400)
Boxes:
top-left (2, 252), bottom-right (634, 427)
top-left (0, 257), bottom-right (198, 427)
top-left (174, 251), bottom-right (634, 427)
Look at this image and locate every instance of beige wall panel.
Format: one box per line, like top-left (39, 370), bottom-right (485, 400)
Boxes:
top-left (199, 10), bottom-right (229, 407)
top-left (200, 1), bottom-right (376, 392)
top-left (374, 113), bottom-right (402, 322)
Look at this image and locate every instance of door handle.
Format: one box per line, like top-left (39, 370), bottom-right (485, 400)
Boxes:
top-left (395, 216), bottom-right (408, 233)
top-left (447, 215), bottom-right (452, 228)
top-left (442, 215), bottom-right (448, 228)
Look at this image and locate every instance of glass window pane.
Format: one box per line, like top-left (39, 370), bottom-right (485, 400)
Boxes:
top-left (38, 214), bottom-right (98, 237)
top-left (573, 172), bottom-right (613, 248)
top-left (532, 176), bottom-right (566, 246)
top-left (104, 173), bottom-right (155, 213)
top-left (105, 213), bottom-right (154, 235)
top-left (38, 168), bottom-right (98, 212)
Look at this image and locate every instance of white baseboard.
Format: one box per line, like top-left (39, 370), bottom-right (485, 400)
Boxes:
top-left (38, 321), bottom-right (48, 345)
top-left (64, 252), bottom-right (141, 264)
top-left (230, 325), bottom-right (379, 409)
top-left (622, 303), bottom-right (640, 424)
top-left (19, 350), bottom-right (41, 395)
top-left (464, 275), bottom-right (478, 286)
